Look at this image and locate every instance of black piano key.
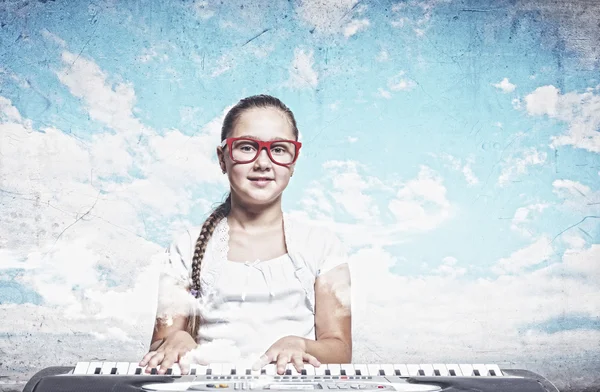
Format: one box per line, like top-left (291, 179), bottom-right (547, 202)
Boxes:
top-left (340, 369), bottom-right (346, 376)
top-left (246, 369), bottom-right (251, 375)
top-left (325, 369), bottom-right (331, 376)
top-left (261, 369), bottom-right (266, 375)
top-left (285, 369), bottom-right (292, 375)
top-left (110, 368), bottom-right (117, 375)
top-left (166, 368), bottom-right (173, 375)
top-left (489, 370), bottom-right (496, 376)
top-left (434, 370), bottom-right (440, 376)
top-left (94, 367), bottom-right (101, 375)
top-left (394, 370), bottom-right (401, 376)
top-left (206, 369), bottom-right (212, 375)
top-left (190, 369), bottom-right (197, 375)
top-left (301, 369), bottom-right (307, 375)
top-left (379, 369), bottom-right (385, 376)
top-left (473, 369), bottom-right (480, 376)
top-left (418, 370), bottom-right (425, 376)
top-left (135, 368), bottom-right (142, 375)
top-left (449, 369), bottom-right (456, 376)
top-left (231, 369), bottom-right (236, 375)
top-left (151, 368), bottom-right (158, 375)
top-left (355, 370), bottom-right (362, 376)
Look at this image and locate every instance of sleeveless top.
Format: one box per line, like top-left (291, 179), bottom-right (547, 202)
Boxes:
top-left (156, 213), bottom-right (349, 362)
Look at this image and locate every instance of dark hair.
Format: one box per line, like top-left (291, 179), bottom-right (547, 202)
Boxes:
top-left (186, 94), bottom-right (299, 337)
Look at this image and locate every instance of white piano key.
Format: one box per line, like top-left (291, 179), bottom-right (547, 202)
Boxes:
top-left (303, 364), bottom-right (316, 375)
top-left (445, 364), bottom-right (462, 376)
top-left (485, 364), bottom-right (503, 377)
top-left (114, 362), bottom-right (129, 375)
top-left (353, 364), bottom-right (368, 376)
top-left (73, 362), bottom-right (89, 375)
top-left (419, 364), bottom-right (434, 377)
top-left (88, 361), bottom-right (104, 375)
top-left (340, 364), bottom-right (354, 376)
top-left (459, 364), bottom-right (474, 376)
top-left (431, 364), bottom-right (449, 376)
top-left (101, 362), bottom-right (116, 375)
top-left (406, 364), bottom-right (421, 376)
top-left (221, 363), bottom-right (235, 375)
top-left (471, 364), bottom-right (487, 377)
top-left (367, 364), bottom-right (381, 376)
top-left (314, 364), bottom-right (327, 375)
top-left (286, 363), bottom-right (301, 375)
top-left (327, 364), bottom-right (341, 375)
top-left (393, 364), bottom-right (409, 377)
top-left (192, 364), bottom-right (209, 375)
top-left (127, 363), bottom-right (143, 375)
top-left (264, 364), bottom-right (277, 375)
top-left (380, 364), bottom-right (395, 376)
top-left (168, 363), bottom-right (181, 376)
top-left (208, 363), bottom-right (222, 375)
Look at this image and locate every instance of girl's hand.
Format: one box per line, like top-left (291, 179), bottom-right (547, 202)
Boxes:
top-left (252, 336), bottom-right (321, 374)
top-left (140, 330), bottom-right (198, 375)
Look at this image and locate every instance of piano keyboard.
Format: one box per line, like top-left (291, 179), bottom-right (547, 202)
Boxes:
top-left (23, 362), bottom-right (560, 392)
top-left (71, 362), bottom-right (505, 377)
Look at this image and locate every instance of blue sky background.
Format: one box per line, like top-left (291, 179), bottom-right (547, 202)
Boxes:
top-left (1, 0), bottom-right (599, 390)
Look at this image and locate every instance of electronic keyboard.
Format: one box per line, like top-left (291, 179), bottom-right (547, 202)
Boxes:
top-left (22, 362), bottom-right (560, 392)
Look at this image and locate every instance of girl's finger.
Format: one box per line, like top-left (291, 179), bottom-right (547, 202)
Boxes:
top-left (139, 351), bottom-right (157, 366)
top-left (145, 352), bottom-right (165, 372)
top-left (302, 353), bottom-right (321, 367)
top-left (276, 352), bottom-right (291, 375)
top-left (291, 353), bottom-right (304, 372)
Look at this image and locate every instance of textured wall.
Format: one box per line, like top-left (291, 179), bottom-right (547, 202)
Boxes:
top-left (1, 1), bottom-right (599, 391)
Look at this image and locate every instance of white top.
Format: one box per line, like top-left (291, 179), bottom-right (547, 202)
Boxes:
top-left (197, 254), bottom-right (316, 359)
top-left (156, 213), bottom-right (350, 363)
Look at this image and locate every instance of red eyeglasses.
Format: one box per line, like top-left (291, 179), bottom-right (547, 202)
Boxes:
top-left (221, 137), bottom-right (302, 166)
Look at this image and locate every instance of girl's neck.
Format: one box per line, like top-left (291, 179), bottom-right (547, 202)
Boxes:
top-left (227, 196), bottom-right (284, 234)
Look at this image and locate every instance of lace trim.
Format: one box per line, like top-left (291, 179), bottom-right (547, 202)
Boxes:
top-left (199, 213), bottom-right (316, 313)
top-left (199, 216), bottom-right (229, 296)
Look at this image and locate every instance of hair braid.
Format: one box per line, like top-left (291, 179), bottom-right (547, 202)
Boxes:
top-left (187, 193), bottom-right (231, 338)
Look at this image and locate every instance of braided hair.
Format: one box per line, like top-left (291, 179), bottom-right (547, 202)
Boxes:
top-left (186, 94), bottom-right (299, 338)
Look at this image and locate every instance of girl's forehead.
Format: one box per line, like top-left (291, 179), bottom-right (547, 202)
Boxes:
top-left (231, 108), bottom-right (295, 139)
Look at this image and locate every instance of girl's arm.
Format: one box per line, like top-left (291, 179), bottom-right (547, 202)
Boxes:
top-left (148, 315), bottom-right (189, 350)
top-left (305, 263), bottom-right (352, 363)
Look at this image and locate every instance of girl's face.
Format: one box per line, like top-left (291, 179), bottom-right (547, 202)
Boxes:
top-left (217, 107), bottom-right (297, 208)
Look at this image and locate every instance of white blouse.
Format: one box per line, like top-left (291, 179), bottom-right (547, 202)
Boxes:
top-left (197, 254), bottom-right (316, 360)
top-left (157, 213), bottom-right (350, 364)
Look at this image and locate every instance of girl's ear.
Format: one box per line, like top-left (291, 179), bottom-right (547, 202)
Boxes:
top-left (216, 146), bottom-right (226, 173)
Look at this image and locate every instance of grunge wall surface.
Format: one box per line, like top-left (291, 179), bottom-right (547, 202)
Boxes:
top-left (1, 1), bottom-right (599, 391)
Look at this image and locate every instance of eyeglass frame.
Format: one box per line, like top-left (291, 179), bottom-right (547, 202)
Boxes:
top-left (220, 137), bottom-right (302, 167)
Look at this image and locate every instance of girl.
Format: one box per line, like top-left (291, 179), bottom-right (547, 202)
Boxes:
top-left (140, 95), bottom-right (352, 376)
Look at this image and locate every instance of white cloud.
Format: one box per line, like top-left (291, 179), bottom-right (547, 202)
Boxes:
top-left (192, 0), bottom-right (215, 19)
top-left (511, 203), bottom-right (551, 238)
top-left (321, 161), bottom-right (382, 223)
top-left (491, 237), bottom-right (554, 275)
top-left (389, 0), bottom-right (449, 36)
top-left (436, 153), bottom-right (479, 186)
top-left (285, 48), bottom-right (318, 89)
top-left (40, 29), bottom-right (67, 48)
top-left (498, 147), bottom-right (547, 186)
top-left (377, 88), bottom-right (391, 99)
top-left (524, 85), bottom-right (600, 153)
top-left (349, 240), bottom-right (600, 373)
top-left (376, 50), bottom-right (389, 62)
top-left (493, 77), bottom-right (516, 93)
top-left (343, 18), bottom-right (370, 38)
top-left (292, 165), bottom-right (454, 248)
top-left (211, 53), bottom-right (235, 77)
top-left (56, 51), bottom-right (151, 141)
top-left (388, 166), bottom-right (453, 231)
top-left (295, 0), bottom-right (370, 38)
